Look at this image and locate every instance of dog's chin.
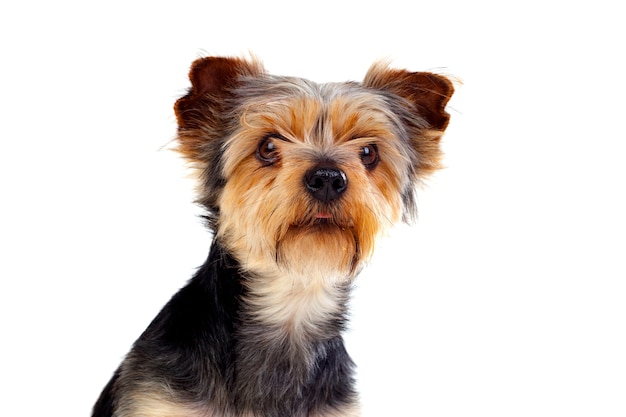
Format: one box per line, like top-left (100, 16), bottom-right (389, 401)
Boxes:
top-left (276, 222), bottom-right (361, 278)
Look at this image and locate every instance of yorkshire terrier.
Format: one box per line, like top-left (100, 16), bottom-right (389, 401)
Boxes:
top-left (93, 55), bottom-right (454, 417)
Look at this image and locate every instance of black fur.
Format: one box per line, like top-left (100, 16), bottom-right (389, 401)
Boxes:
top-left (93, 240), bottom-right (357, 417)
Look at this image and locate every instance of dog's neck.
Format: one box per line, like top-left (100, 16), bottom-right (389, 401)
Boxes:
top-left (241, 267), bottom-right (351, 342)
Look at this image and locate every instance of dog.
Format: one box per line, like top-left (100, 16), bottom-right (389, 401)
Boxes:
top-left (92, 55), bottom-right (454, 417)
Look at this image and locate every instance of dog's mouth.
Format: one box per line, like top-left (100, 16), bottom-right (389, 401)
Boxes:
top-left (293, 209), bottom-right (352, 230)
top-left (314, 211), bottom-right (333, 220)
top-left (312, 211), bottom-right (343, 227)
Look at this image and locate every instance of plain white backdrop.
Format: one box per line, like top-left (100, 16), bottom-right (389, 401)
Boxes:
top-left (1, 1), bottom-right (624, 416)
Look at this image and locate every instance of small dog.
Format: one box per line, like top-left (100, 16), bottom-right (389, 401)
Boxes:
top-left (93, 56), bottom-right (454, 417)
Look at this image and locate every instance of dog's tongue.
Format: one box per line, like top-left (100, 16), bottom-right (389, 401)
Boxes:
top-left (316, 211), bottom-right (332, 219)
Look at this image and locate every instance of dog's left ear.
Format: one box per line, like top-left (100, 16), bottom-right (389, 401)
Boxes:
top-left (365, 64), bottom-right (455, 218)
top-left (363, 64), bottom-right (454, 132)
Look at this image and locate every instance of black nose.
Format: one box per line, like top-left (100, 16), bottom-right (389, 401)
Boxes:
top-left (304, 167), bottom-right (348, 202)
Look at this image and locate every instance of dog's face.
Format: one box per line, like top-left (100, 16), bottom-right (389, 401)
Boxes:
top-left (175, 57), bottom-right (453, 282)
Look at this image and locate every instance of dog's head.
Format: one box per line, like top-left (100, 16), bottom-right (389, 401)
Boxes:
top-left (175, 56), bottom-right (453, 279)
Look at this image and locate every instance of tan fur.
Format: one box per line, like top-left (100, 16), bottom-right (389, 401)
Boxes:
top-left (116, 387), bottom-right (203, 417)
top-left (310, 403), bottom-right (362, 417)
top-left (116, 397), bottom-right (199, 417)
top-left (243, 268), bottom-right (346, 339)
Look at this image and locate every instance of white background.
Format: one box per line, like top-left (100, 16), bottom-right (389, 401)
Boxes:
top-left (1, 1), bottom-right (624, 416)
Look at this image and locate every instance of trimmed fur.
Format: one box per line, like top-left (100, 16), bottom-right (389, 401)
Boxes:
top-left (93, 56), bottom-right (454, 417)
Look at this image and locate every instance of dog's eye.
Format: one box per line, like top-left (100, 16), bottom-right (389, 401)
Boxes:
top-left (360, 144), bottom-right (379, 169)
top-left (257, 137), bottom-right (279, 165)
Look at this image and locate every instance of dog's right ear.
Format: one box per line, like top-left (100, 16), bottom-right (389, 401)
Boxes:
top-left (174, 56), bottom-right (265, 129)
top-left (175, 57), bottom-right (265, 167)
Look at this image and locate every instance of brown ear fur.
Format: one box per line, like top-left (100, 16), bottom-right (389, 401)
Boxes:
top-left (174, 56), bottom-right (265, 129)
top-left (363, 64), bottom-right (454, 131)
top-left (174, 57), bottom-right (265, 163)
